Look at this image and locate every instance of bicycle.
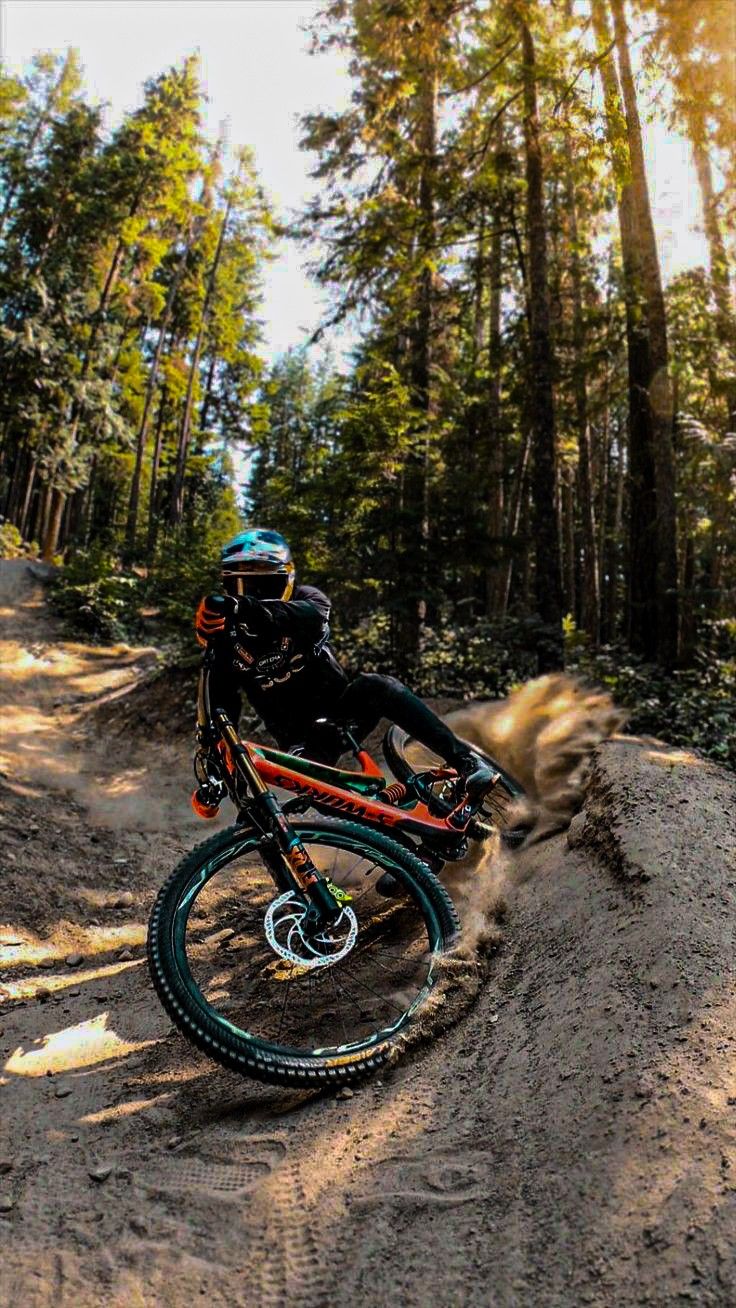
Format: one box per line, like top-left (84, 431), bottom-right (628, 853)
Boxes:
top-left (147, 646), bottom-right (525, 1089)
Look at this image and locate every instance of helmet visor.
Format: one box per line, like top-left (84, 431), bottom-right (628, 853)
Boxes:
top-left (222, 563), bottom-right (291, 601)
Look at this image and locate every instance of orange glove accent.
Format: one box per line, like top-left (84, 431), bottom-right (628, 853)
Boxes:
top-left (195, 596), bottom-right (229, 645)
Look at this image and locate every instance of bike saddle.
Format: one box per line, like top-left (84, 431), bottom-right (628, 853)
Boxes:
top-left (312, 718), bottom-right (361, 750)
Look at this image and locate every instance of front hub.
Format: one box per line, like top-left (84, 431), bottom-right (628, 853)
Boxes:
top-left (264, 891), bottom-right (358, 970)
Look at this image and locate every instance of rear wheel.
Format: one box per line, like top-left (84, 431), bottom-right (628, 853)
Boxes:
top-left (148, 818), bottom-right (459, 1088)
top-left (383, 724), bottom-right (526, 831)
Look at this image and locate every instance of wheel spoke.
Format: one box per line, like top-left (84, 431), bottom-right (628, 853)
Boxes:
top-left (276, 964), bottom-right (295, 1043)
top-left (337, 966), bottom-right (407, 1015)
top-left (178, 831), bottom-right (438, 1059)
top-left (328, 965), bottom-right (350, 1045)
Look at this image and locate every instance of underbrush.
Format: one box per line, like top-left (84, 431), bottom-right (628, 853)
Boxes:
top-left (338, 613), bottom-right (736, 770)
top-left (567, 626), bottom-right (736, 771)
top-left (48, 541), bottom-right (218, 648)
top-left (0, 521), bottom-right (39, 559)
top-left (49, 547), bottom-right (142, 642)
top-left (49, 551), bottom-right (735, 771)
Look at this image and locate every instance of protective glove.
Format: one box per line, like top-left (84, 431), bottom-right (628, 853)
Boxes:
top-left (195, 593), bottom-right (238, 646)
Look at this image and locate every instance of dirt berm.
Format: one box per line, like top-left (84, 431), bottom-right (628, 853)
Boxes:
top-left (1, 560), bottom-right (735, 1306)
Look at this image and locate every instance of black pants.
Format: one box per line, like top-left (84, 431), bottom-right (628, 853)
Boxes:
top-left (282, 672), bottom-right (468, 767)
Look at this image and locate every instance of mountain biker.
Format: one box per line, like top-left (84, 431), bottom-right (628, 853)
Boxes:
top-left (194, 528), bottom-right (494, 795)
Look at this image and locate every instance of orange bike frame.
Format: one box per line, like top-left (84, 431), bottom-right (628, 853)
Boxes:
top-left (239, 741), bottom-right (468, 842)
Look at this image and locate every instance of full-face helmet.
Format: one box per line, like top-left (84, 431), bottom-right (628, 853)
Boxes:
top-left (220, 529), bottom-right (295, 601)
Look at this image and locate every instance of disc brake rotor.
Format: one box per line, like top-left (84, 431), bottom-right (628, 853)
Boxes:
top-left (264, 891), bottom-right (358, 970)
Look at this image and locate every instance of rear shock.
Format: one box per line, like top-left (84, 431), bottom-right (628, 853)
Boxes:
top-left (378, 780), bottom-right (408, 805)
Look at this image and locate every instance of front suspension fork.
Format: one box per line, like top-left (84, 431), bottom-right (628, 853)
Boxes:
top-left (257, 790), bottom-right (343, 923)
top-left (216, 711), bottom-right (342, 924)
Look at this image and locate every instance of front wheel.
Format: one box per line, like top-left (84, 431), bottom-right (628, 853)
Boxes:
top-left (148, 818), bottom-right (459, 1088)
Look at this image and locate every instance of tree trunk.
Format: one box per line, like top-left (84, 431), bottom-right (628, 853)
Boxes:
top-left (147, 388), bottom-right (169, 554)
top-left (688, 120), bottom-right (736, 428)
top-left (608, 0), bottom-right (678, 666)
top-left (679, 528), bottom-right (697, 664)
top-left (58, 491), bottom-right (74, 551)
top-left (82, 455), bottom-right (97, 548)
top-left (518, 13), bottom-right (563, 670)
top-left (563, 114), bottom-right (600, 641)
top-left (125, 228), bottom-right (192, 556)
top-left (610, 423), bottom-right (626, 639)
top-left (562, 465), bottom-right (576, 618)
top-left (485, 131), bottom-right (505, 617)
top-left (592, 0), bottom-right (675, 663)
top-left (19, 460), bottom-right (37, 540)
top-left (4, 439), bottom-right (26, 524)
top-left (397, 46), bottom-right (440, 667)
top-left (42, 487), bottom-right (65, 560)
top-left (170, 203), bottom-right (232, 527)
top-left (31, 482), bottom-right (50, 546)
top-left (198, 351), bottom-right (218, 438)
top-left (518, 473), bottom-right (533, 615)
top-left (499, 426), bottom-right (531, 618)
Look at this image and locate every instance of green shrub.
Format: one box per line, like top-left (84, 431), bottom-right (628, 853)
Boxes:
top-left (335, 611), bottom-right (543, 698)
top-left (566, 625), bottom-right (736, 770)
top-left (337, 611), bottom-right (734, 768)
top-left (49, 546), bottom-right (143, 643)
top-left (0, 521), bottom-right (36, 559)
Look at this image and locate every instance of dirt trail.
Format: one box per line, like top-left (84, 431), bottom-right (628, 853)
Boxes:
top-left (1, 559), bottom-right (736, 1306)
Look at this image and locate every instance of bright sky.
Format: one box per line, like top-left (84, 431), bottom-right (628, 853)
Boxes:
top-left (2, 0), bottom-right (709, 367)
top-left (2, 0), bottom-right (355, 361)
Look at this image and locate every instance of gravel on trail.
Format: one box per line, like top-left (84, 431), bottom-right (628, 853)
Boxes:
top-left (1, 558), bottom-right (735, 1307)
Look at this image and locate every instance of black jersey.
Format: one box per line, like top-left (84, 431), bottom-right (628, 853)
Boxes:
top-left (203, 584), bottom-right (349, 746)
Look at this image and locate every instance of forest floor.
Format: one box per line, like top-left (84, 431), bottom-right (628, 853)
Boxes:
top-left (1, 557), bottom-right (735, 1307)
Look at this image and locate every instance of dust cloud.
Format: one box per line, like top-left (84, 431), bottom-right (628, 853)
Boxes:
top-left (446, 672), bottom-right (626, 839)
top-left (433, 674), bottom-right (625, 988)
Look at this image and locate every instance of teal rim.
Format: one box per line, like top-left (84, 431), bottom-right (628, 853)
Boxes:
top-left (170, 828), bottom-right (442, 1061)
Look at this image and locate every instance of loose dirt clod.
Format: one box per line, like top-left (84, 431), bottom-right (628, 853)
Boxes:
top-left (88, 1167), bottom-right (112, 1184)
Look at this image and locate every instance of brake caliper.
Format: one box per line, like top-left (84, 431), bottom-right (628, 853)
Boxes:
top-left (324, 878), bottom-right (353, 905)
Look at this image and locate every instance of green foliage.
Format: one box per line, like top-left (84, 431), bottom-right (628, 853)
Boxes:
top-left (50, 477), bottom-right (241, 645)
top-left (49, 544), bottom-right (142, 642)
top-left (0, 522), bottom-right (36, 558)
top-left (145, 481), bottom-right (241, 637)
top-left (567, 628), bottom-right (736, 770)
top-left (335, 611), bottom-right (542, 697)
top-left (0, 51), bottom-right (272, 560)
